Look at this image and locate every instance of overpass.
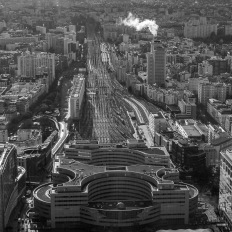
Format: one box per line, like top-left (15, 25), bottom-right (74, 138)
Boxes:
top-left (39, 115), bottom-right (68, 157)
top-left (51, 121), bottom-right (69, 157)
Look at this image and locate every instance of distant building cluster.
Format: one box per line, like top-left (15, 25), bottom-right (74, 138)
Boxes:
top-left (45, 25), bottom-right (81, 61)
top-left (2, 0), bottom-right (232, 230)
top-left (184, 17), bottom-right (217, 39)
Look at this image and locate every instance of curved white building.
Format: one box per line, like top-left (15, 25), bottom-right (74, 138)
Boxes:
top-left (33, 146), bottom-right (198, 229)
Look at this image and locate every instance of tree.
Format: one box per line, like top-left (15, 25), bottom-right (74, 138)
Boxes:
top-left (21, 119), bottom-right (33, 129)
top-left (11, 115), bottom-right (22, 124)
top-left (39, 117), bottom-right (52, 127)
top-left (40, 103), bottom-right (49, 113)
top-left (48, 48), bottom-right (55, 53)
top-left (34, 106), bottom-right (41, 113)
top-left (22, 111), bottom-right (33, 120)
top-left (9, 68), bottom-right (15, 77)
top-left (43, 99), bottom-right (53, 106)
top-left (210, 31), bottom-right (216, 39)
top-left (107, 38), bottom-right (113, 43)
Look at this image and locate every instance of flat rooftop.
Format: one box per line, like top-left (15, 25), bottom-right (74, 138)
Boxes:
top-left (211, 137), bottom-right (232, 146)
top-left (34, 184), bottom-right (52, 203)
top-left (221, 149), bottom-right (232, 163)
top-left (57, 158), bottom-right (172, 187)
top-left (182, 125), bottom-right (201, 137)
top-left (127, 165), bottom-right (162, 174)
top-left (195, 122), bottom-right (208, 135)
top-left (150, 112), bottom-right (165, 119)
top-left (138, 147), bottom-right (169, 156)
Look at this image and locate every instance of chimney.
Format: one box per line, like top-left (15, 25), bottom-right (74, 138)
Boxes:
top-left (151, 36), bottom-right (155, 53)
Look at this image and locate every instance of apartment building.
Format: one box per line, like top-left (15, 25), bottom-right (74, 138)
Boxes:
top-left (17, 52), bottom-right (55, 87)
top-left (208, 58), bottom-right (229, 76)
top-left (198, 83), bottom-right (227, 105)
top-left (207, 99), bottom-right (231, 128)
top-left (189, 77), bottom-right (209, 95)
top-left (178, 99), bottom-right (196, 119)
top-left (198, 61), bottom-right (213, 76)
top-left (148, 111), bottom-right (167, 136)
top-left (184, 17), bottom-right (217, 39)
top-left (0, 34), bottom-right (38, 47)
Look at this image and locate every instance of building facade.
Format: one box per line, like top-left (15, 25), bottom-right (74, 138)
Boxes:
top-left (184, 17), bottom-right (217, 39)
top-left (148, 112), bottom-right (167, 137)
top-left (17, 52), bottom-right (55, 87)
top-left (178, 99), bottom-right (196, 119)
top-left (147, 40), bottom-right (166, 87)
top-left (219, 149), bottom-right (232, 230)
top-left (33, 141), bottom-right (198, 229)
top-left (0, 144), bottom-right (26, 232)
top-left (69, 74), bottom-right (85, 120)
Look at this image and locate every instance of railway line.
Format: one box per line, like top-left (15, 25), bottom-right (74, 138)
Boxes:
top-left (123, 98), bottom-right (146, 125)
top-left (79, 26), bottom-right (134, 143)
top-left (79, 23), bottom-right (158, 144)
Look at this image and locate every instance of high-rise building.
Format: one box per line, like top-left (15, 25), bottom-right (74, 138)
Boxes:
top-left (146, 40), bottom-right (166, 86)
top-left (17, 52), bottom-right (55, 87)
top-left (198, 83), bottom-right (227, 105)
top-left (0, 144), bottom-right (26, 231)
top-left (219, 149), bottom-right (232, 230)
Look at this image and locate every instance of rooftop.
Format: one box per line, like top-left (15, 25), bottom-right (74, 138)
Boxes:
top-left (139, 147), bottom-right (169, 156)
top-left (34, 183), bottom-right (52, 203)
top-left (71, 75), bottom-right (85, 98)
top-left (182, 125), bottom-right (201, 137)
top-left (150, 112), bottom-right (165, 119)
top-left (211, 137), bottom-right (232, 146)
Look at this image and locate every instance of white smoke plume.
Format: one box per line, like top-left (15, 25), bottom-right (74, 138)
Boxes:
top-left (119, 12), bottom-right (159, 37)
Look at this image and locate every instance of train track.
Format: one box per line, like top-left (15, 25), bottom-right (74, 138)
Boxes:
top-left (80, 30), bottom-right (134, 143)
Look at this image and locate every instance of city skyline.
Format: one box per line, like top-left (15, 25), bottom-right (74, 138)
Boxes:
top-left (0, 0), bottom-right (232, 231)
